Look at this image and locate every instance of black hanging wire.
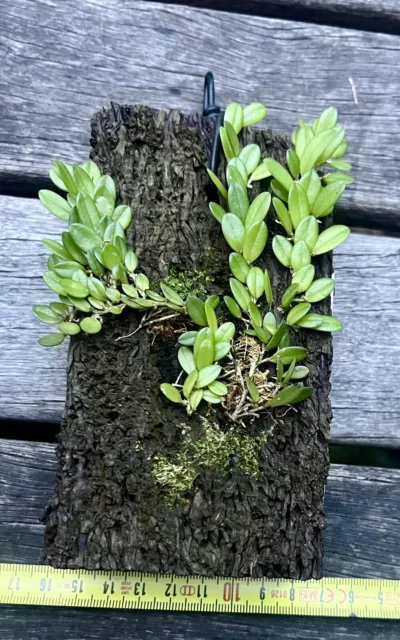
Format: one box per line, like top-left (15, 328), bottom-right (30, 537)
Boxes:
top-left (203, 72), bottom-right (224, 176)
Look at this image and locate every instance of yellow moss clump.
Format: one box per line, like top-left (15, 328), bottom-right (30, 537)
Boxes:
top-left (152, 420), bottom-right (268, 503)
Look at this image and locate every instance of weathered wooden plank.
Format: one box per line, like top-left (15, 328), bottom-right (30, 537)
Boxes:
top-left (158, 0), bottom-right (400, 35)
top-left (1, 1), bottom-right (400, 230)
top-left (1, 605), bottom-right (398, 640)
top-left (1, 195), bottom-right (399, 445)
top-left (0, 439), bottom-right (399, 638)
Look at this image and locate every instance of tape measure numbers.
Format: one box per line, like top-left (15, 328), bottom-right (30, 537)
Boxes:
top-left (1, 564), bottom-right (399, 619)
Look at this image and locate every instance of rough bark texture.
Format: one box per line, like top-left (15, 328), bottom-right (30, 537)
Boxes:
top-left (42, 106), bottom-right (332, 579)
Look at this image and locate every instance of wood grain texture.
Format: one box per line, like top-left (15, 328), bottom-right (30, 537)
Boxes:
top-left (157, 0), bottom-right (400, 35)
top-left (1, 439), bottom-right (400, 638)
top-left (1, 195), bottom-right (399, 445)
top-left (1, 0), bottom-right (400, 230)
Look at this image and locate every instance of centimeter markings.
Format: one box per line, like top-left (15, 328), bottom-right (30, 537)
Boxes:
top-left (0, 564), bottom-right (399, 619)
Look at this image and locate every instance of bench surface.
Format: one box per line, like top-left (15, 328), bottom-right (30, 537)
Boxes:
top-left (1, 0), bottom-right (400, 637)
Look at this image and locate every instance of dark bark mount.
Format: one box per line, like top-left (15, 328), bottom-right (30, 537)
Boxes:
top-left (42, 106), bottom-right (332, 579)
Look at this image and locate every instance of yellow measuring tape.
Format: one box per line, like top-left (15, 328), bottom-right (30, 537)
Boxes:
top-left (0, 563), bottom-right (399, 619)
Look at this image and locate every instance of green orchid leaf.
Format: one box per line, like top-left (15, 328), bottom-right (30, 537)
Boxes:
top-left (160, 383), bottom-right (182, 404)
top-left (328, 158), bottom-right (352, 171)
top-left (305, 278), bottom-right (335, 303)
top-left (282, 357), bottom-right (296, 384)
top-left (112, 204), bottom-right (132, 230)
top-left (324, 173), bottom-right (354, 186)
top-left (300, 128), bottom-right (344, 174)
top-left (290, 240), bottom-right (311, 271)
top-left (220, 126), bottom-right (235, 161)
top-left (102, 244), bottom-right (122, 270)
top-left (228, 182), bottom-right (249, 223)
top-left (226, 164), bottom-right (247, 190)
top-left (124, 250), bottom-right (139, 273)
top-left (318, 127), bottom-right (346, 164)
top-left (208, 380), bottom-right (228, 396)
top-left (300, 170), bottom-right (321, 210)
top-left (94, 175), bottom-right (116, 205)
top-left (80, 317), bottom-right (102, 334)
top-left (286, 149), bottom-right (300, 179)
top-left (263, 311), bottom-right (276, 334)
top-left (160, 283), bottom-right (184, 307)
top-left (224, 102), bottom-right (244, 134)
top-left (292, 264), bottom-right (315, 292)
top-left (60, 278), bottom-right (89, 299)
top-left (288, 182), bottom-right (309, 229)
top-left (313, 107), bottom-right (338, 134)
top-left (222, 213), bottom-right (246, 252)
top-left (72, 165), bottom-right (95, 196)
top-left (187, 295), bottom-right (207, 326)
top-left (59, 321), bottom-right (81, 336)
top-left (243, 103), bottom-right (267, 127)
top-left (239, 144), bottom-right (261, 175)
top-left (294, 216), bottom-right (319, 251)
top-left (178, 331), bottom-right (198, 347)
top-left (249, 301), bottom-right (262, 327)
top-left (268, 384), bottom-right (313, 407)
top-left (51, 161), bottom-right (77, 193)
top-left (247, 378), bottom-right (260, 402)
top-left (194, 329), bottom-right (215, 370)
top-left (291, 366), bottom-right (310, 380)
top-left (214, 341), bottom-right (231, 360)
top-left (230, 278), bottom-right (250, 311)
top-left (281, 283), bottom-right (300, 310)
top-left (248, 162), bottom-right (272, 184)
top-left (87, 277), bottom-right (107, 301)
top-left (39, 190), bottom-right (72, 221)
top-left (243, 221), bottom-right (268, 264)
top-left (264, 158), bottom-right (293, 192)
top-left (312, 182), bottom-right (346, 218)
top-left (183, 370), bottom-right (198, 400)
top-left (70, 223), bottom-right (103, 252)
top-left (312, 225), bottom-right (350, 256)
top-left (273, 197), bottom-right (293, 236)
top-left (229, 252), bottom-right (250, 283)
top-left (33, 305), bottom-right (63, 324)
top-left (287, 302), bottom-right (311, 326)
top-left (228, 157), bottom-right (248, 183)
top-left (178, 347), bottom-right (197, 374)
top-left (247, 266), bottom-right (264, 300)
top-left (209, 202), bottom-right (226, 224)
top-left (207, 168), bottom-right (227, 200)
top-left (245, 192), bottom-right (271, 229)
top-left (215, 322), bottom-right (235, 343)
top-left (269, 346), bottom-right (308, 365)
top-left (43, 271), bottom-right (67, 296)
top-left (264, 269), bottom-right (273, 305)
top-left (38, 333), bottom-right (66, 347)
top-left (205, 302), bottom-right (218, 334)
top-left (266, 320), bottom-right (286, 350)
top-left (272, 235), bottom-right (292, 267)
top-left (190, 389), bottom-right (204, 411)
top-left (294, 125), bottom-right (314, 159)
top-left (296, 313), bottom-right (343, 332)
top-left (224, 121), bottom-right (241, 157)
top-left (224, 295), bottom-right (242, 319)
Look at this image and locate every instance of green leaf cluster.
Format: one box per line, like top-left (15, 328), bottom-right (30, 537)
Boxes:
top-left (35, 160), bottom-right (185, 346)
top-left (269, 107), bottom-right (353, 331)
top-left (161, 295), bottom-right (234, 413)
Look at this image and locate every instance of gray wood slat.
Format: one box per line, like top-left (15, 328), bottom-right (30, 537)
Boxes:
top-left (1, 195), bottom-right (399, 445)
top-left (0, 1), bottom-right (400, 230)
top-left (156, 0), bottom-right (400, 35)
top-left (0, 438), bottom-right (399, 638)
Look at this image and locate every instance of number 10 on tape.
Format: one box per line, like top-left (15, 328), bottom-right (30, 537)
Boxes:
top-left (1, 564), bottom-right (399, 619)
